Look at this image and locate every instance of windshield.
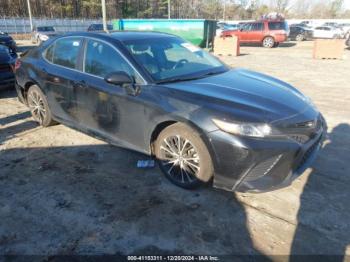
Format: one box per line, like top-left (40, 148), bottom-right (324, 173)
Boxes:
top-left (37, 26), bottom-right (55, 32)
top-left (123, 36), bottom-right (228, 83)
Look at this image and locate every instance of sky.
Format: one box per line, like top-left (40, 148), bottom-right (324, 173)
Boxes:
top-left (256, 0), bottom-right (350, 10)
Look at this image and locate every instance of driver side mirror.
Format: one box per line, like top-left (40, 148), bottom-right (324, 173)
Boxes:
top-left (104, 71), bottom-right (141, 96)
top-left (104, 71), bottom-right (134, 86)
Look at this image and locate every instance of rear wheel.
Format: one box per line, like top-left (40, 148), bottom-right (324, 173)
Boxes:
top-left (27, 85), bottom-right (55, 127)
top-left (296, 34), bottom-right (305, 41)
top-left (262, 36), bottom-right (275, 48)
top-left (154, 123), bottom-right (213, 189)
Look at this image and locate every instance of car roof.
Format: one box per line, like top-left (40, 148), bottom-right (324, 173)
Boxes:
top-left (52, 31), bottom-right (178, 44)
top-left (110, 31), bottom-right (177, 41)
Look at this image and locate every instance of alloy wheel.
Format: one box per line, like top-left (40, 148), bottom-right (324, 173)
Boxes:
top-left (28, 90), bottom-right (46, 124)
top-left (263, 37), bottom-right (274, 48)
top-left (159, 135), bottom-right (200, 184)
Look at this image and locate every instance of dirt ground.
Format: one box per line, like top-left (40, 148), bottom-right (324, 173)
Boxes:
top-left (1, 40), bottom-right (350, 260)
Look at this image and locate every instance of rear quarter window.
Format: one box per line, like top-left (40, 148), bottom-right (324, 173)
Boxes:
top-left (268, 22), bottom-right (288, 31)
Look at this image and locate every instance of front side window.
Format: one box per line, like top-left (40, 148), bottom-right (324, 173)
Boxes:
top-left (123, 36), bottom-right (227, 83)
top-left (52, 38), bottom-right (82, 69)
top-left (84, 39), bottom-right (142, 83)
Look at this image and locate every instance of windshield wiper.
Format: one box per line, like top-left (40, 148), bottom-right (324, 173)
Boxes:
top-left (157, 69), bottom-right (227, 84)
top-left (157, 75), bottom-right (205, 84)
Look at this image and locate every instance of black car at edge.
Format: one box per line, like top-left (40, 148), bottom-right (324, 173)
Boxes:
top-left (14, 32), bottom-right (327, 192)
top-left (0, 44), bottom-right (17, 90)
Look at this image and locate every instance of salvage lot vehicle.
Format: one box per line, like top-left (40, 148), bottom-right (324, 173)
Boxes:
top-left (87, 23), bottom-right (113, 31)
top-left (0, 31), bottom-right (17, 53)
top-left (31, 26), bottom-right (58, 45)
top-left (313, 26), bottom-right (343, 39)
top-left (15, 32), bottom-right (326, 192)
top-left (289, 26), bottom-right (313, 41)
top-left (0, 44), bottom-right (17, 90)
top-left (221, 20), bottom-right (289, 48)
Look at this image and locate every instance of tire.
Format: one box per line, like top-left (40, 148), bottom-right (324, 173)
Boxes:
top-left (296, 34), bottom-right (305, 41)
top-left (27, 85), bottom-right (55, 127)
top-left (262, 36), bottom-right (275, 48)
top-left (154, 123), bottom-right (214, 189)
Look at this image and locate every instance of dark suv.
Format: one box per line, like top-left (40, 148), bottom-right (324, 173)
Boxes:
top-left (289, 26), bottom-right (313, 41)
top-left (221, 20), bottom-right (289, 48)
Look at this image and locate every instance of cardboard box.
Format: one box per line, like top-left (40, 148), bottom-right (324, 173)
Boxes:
top-left (214, 36), bottom-right (240, 56)
top-left (313, 39), bottom-right (345, 59)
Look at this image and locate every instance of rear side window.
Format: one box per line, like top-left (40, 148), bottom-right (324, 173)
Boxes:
top-left (268, 22), bottom-right (288, 31)
top-left (251, 23), bottom-right (263, 31)
top-left (52, 38), bottom-right (82, 69)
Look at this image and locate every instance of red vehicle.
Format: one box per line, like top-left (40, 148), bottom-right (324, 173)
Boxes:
top-left (221, 20), bottom-right (289, 48)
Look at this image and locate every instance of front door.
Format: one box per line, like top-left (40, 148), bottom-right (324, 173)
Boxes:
top-left (74, 38), bottom-right (147, 150)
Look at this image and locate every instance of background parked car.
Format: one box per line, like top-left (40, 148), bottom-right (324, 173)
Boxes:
top-left (0, 44), bottom-right (17, 90)
top-left (31, 26), bottom-right (58, 45)
top-left (0, 31), bottom-right (17, 53)
top-left (289, 25), bottom-right (313, 41)
top-left (313, 26), bottom-right (342, 39)
top-left (221, 20), bottom-right (289, 48)
top-left (87, 23), bottom-right (113, 31)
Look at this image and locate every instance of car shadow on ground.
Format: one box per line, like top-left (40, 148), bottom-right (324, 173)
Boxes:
top-left (290, 123), bottom-right (350, 260)
top-left (0, 139), bottom-right (268, 258)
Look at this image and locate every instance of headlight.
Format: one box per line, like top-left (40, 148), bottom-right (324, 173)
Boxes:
top-left (39, 34), bottom-right (49, 41)
top-left (212, 119), bottom-right (272, 137)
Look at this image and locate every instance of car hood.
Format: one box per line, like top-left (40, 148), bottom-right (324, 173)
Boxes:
top-left (165, 68), bottom-right (317, 123)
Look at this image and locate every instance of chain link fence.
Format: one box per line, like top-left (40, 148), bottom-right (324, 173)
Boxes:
top-left (0, 17), bottom-right (113, 36)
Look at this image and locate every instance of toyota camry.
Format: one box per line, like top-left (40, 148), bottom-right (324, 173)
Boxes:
top-left (15, 32), bottom-right (326, 192)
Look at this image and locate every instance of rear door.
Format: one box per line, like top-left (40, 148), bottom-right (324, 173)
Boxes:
top-left (42, 37), bottom-right (83, 123)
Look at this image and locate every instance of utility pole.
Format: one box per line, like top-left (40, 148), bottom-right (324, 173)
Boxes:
top-left (101, 0), bottom-right (108, 32)
top-left (223, 0), bottom-right (226, 21)
top-left (26, 0), bottom-right (33, 32)
top-left (168, 0), bottom-right (171, 19)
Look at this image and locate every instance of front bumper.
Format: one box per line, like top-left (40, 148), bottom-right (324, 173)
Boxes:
top-left (208, 118), bottom-right (326, 193)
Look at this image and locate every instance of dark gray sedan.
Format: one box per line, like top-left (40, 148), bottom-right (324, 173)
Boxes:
top-left (15, 32), bottom-right (326, 192)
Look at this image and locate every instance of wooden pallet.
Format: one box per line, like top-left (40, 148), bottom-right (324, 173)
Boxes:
top-left (313, 39), bottom-right (345, 60)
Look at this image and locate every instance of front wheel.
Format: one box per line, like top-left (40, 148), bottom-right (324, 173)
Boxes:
top-left (262, 36), bottom-right (275, 48)
top-left (154, 123), bottom-right (213, 189)
top-left (27, 85), bottom-right (55, 127)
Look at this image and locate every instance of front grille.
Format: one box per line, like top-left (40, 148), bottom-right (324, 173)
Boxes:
top-left (245, 154), bottom-right (282, 181)
top-left (0, 64), bottom-right (11, 72)
top-left (296, 136), bottom-right (322, 171)
top-left (289, 134), bottom-right (310, 144)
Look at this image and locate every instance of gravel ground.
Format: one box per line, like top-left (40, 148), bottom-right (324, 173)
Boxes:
top-left (0, 40), bottom-right (350, 259)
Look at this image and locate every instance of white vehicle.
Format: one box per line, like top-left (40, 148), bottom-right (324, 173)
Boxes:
top-left (313, 26), bottom-right (341, 39)
top-left (31, 26), bottom-right (58, 45)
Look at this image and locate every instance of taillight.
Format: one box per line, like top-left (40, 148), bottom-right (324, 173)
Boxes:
top-left (13, 59), bottom-right (21, 72)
